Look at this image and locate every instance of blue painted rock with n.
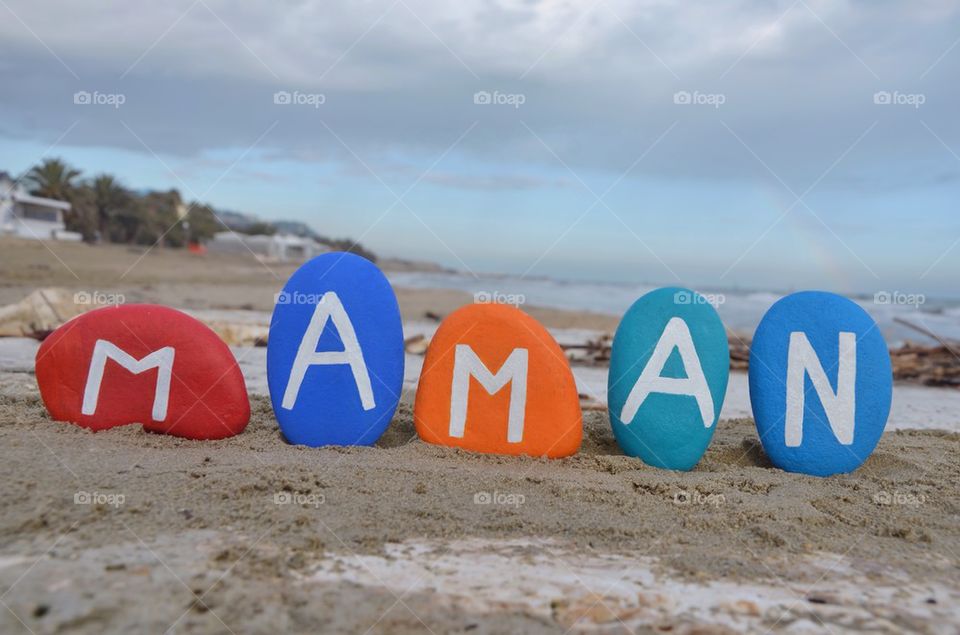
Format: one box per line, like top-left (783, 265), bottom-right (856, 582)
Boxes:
top-left (749, 291), bottom-right (892, 477)
top-left (607, 287), bottom-right (729, 471)
top-left (267, 252), bottom-right (404, 446)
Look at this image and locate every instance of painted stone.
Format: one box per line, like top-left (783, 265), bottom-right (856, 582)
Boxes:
top-left (35, 304), bottom-right (249, 440)
top-left (749, 291), bottom-right (892, 477)
top-left (607, 288), bottom-right (729, 470)
top-left (267, 252), bottom-right (404, 447)
top-left (414, 303), bottom-right (581, 457)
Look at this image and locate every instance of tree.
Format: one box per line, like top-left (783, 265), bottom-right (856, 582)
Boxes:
top-left (185, 202), bottom-right (222, 243)
top-left (90, 174), bottom-right (129, 240)
top-left (25, 158), bottom-right (81, 200)
top-left (243, 221), bottom-right (277, 236)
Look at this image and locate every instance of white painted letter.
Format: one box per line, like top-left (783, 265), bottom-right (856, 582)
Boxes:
top-left (82, 340), bottom-right (175, 421)
top-left (785, 331), bottom-right (856, 447)
top-left (620, 317), bottom-right (715, 427)
top-left (449, 345), bottom-right (528, 443)
top-left (282, 292), bottom-right (375, 411)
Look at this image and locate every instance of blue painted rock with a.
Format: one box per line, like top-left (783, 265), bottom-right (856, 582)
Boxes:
top-left (607, 288), bottom-right (729, 470)
top-left (267, 252), bottom-right (404, 447)
top-left (749, 291), bottom-right (892, 477)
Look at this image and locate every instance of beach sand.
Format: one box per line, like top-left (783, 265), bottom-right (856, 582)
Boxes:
top-left (0, 395), bottom-right (957, 633)
top-left (0, 237), bottom-right (958, 633)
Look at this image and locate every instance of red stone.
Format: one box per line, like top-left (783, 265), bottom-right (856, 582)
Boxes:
top-left (35, 304), bottom-right (249, 440)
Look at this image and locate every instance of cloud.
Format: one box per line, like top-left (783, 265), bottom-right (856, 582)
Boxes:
top-left (0, 0), bottom-right (958, 193)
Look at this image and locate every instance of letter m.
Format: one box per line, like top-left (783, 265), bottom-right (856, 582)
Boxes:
top-left (82, 340), bottom-right (175, 422)
top-left (449, 345), bottom-right (528, 443)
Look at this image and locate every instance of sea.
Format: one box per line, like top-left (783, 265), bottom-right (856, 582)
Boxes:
top-left (386, 271), bottom-right (960, 346)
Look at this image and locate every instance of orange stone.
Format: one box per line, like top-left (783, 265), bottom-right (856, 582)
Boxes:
top-left (414, 303), bottom-right (582, 457)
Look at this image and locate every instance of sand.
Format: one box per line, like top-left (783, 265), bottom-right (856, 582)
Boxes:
top-left (0, 237), bottom-right (617, 331)
top-left (0, 392), bottom-right (958, 633)
top-left (1, 236), bottom-right (959, 633)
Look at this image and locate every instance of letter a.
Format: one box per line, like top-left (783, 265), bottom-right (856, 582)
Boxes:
top-left (449, 345), bottom-right (528, 443)
top-left (282, 291), bottom-right (375, 411)
top-left (82, 340), bottom-right (175, 421)
top-left (785, 332), bottom-right (856, 447)
top-left (620, 317), bottom-right (714, 427)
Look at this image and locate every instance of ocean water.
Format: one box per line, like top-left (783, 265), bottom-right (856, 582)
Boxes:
top-left (387, 271), bottom-right (960, 346)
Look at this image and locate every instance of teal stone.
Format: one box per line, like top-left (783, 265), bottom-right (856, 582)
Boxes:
top-left (607, 288), bottom-right (730, 470)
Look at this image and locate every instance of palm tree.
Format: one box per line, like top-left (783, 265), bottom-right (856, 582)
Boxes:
top-left (25, 158), bottom-right (81, 200)
top-left (90, 174), bottom-right (128, 240)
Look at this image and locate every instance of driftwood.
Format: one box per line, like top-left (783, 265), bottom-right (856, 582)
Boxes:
top-left (555, 325), bottom-right (959, 388)
top-left (4, 290), bottom-right (957, 388)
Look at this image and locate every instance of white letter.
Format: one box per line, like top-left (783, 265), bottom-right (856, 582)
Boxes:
top-left (449, 345), bottom-right (528, 443)
top-left (620, 317), bottom-right (715, 427)
top-left (282, 292), bottom-right (375, 411)
top-left (785, 332), bottom-right (856, 447)
top-left (82, 340), bottom-right (175, 421)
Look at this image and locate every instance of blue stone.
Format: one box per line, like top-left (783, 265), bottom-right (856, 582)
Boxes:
top-left (607, 287), bottom-right (729, 470)
top-left (267, 252), bottom-right (404, 447)
top-left (749, 291), bottom-right (892, 477)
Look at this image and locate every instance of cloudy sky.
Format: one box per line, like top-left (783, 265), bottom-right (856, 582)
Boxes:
top-left (1, 0), bottom-right (958, 296)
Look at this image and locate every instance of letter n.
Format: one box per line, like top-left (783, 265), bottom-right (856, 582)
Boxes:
top-left (449, 345), bottom-right (528, 443)
top-left (82, 340), bottom-right (175, 421)
top-left (785, 332), bottom-right (856, 447)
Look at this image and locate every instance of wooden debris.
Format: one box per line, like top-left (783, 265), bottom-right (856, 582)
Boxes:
top-left (404, 333), bottom-right (429, 355)
top-left (561, 334), bottom-right (612, 366)
top-left (558, 326), bottom-right (959, 388)
top-left (0, 288), bottom-right (86, 337)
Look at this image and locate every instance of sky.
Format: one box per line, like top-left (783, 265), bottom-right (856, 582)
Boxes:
top-left (1, 0), bottom-right (958, 297)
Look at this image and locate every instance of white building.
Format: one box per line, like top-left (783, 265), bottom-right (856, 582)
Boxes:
top-left (208, 231), bottom-right (329, 262)
top-left (0, 172), bottom-right (80, 241)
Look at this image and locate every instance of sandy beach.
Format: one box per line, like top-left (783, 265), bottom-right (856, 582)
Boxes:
top-left (1, 237), bottom-right (959, 633)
